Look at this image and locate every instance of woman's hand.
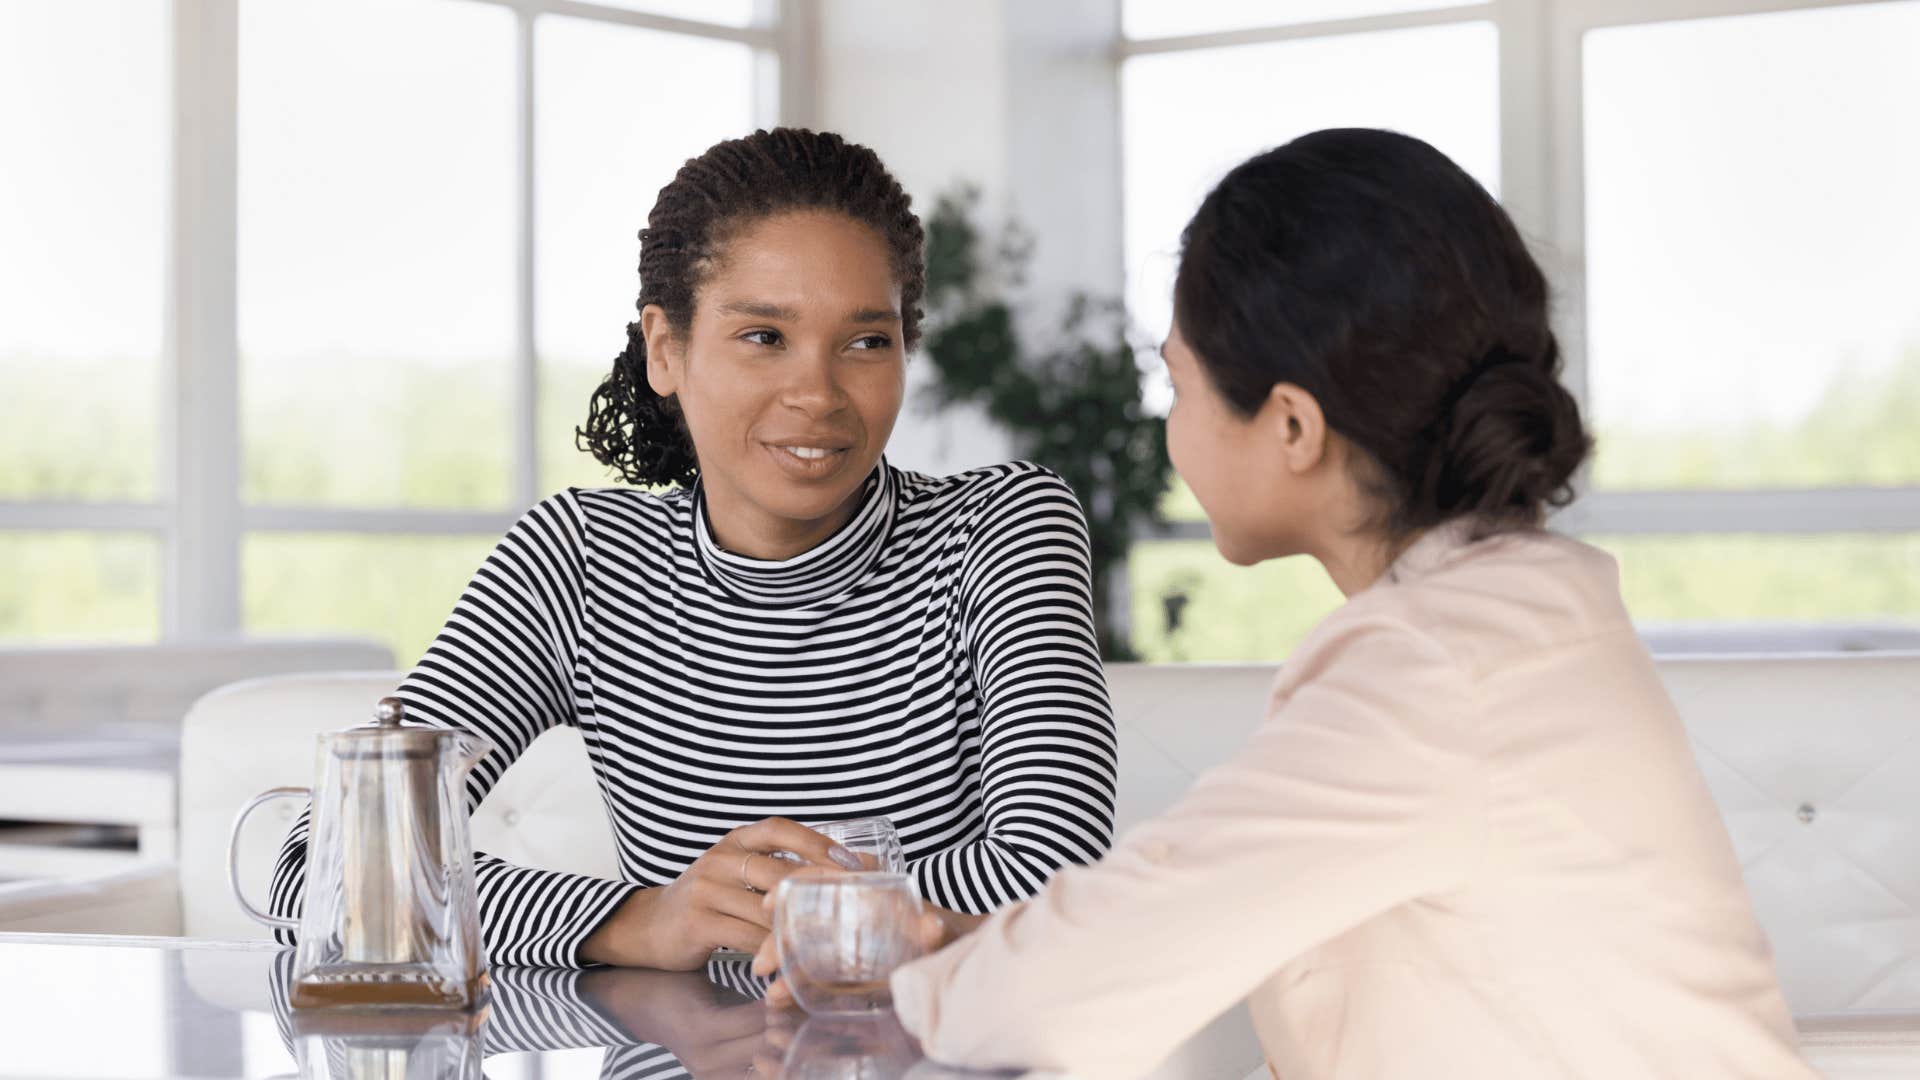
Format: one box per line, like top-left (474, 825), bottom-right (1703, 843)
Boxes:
top-left (748, 887), bottom-right (984, 1010)
top-left (582, 817), bottom-right (864, 970)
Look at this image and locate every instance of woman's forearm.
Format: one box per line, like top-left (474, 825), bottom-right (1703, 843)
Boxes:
top-left (580, 886), bottom-right (666, 968)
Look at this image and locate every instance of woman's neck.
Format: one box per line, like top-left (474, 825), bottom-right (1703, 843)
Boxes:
top-left (701, 481), bottom-right (866, 562)
top-left (1315, 538), bottom-right (1397, 598)
top-left (1305, 511), bottom-right (1418, 598)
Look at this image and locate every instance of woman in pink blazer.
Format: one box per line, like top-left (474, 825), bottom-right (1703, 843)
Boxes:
top-left (885, 129), bottom-right (1814, 1079)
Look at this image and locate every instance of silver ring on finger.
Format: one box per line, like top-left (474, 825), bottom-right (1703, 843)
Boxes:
top-left (739, 850), bottom-right (761, 893)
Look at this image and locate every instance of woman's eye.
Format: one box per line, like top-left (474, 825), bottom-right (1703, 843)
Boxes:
top-left (741, 329), bottom-right (782, 347)
top-left (850, 334), bottom-right (892, 351)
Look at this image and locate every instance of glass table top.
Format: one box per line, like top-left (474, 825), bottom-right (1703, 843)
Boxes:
top-left (0, 933), bottom-right (1037, 1080)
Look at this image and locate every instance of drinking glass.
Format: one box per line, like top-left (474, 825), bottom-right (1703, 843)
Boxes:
top-left (769, 815), bottom-right (906, 874)
top-left (774, 871), bottom-right (926, 1015)
top-left (805, 816), bottom-right (907, 874)
top-left (715, 816), bottom-right (910, 964)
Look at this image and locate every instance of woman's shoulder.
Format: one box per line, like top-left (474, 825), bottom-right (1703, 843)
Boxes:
top-left (891, 459), bottom-right (1085, 522)
top-left (1336, 527), bottom-right (1634, 679)
top-left (523, 484), bottom-right (689, 549)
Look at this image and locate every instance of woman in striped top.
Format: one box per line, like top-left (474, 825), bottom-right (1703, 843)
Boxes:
top-left (267, 128), bottom-right (1117, 970)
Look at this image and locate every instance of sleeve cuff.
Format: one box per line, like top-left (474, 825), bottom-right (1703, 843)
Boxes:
top-left (561, 877), bottom-right (642, 969)
top-left (476, 863), bottom-right (640, 969)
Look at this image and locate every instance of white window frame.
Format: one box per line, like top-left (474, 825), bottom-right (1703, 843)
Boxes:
top-left (1120, 0), bottom-right (1920, 548)
top-left (0, 0), bottom-right (811, 640)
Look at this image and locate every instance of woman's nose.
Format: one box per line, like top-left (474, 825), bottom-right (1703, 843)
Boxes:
top-left (781, 349), bottom-right (851, 415)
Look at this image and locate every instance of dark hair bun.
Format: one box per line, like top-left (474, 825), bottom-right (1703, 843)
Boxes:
top-left (1173, 128), bottom-right (1594, 537)
top-left (1414, 345), bottom-right (1591, 532)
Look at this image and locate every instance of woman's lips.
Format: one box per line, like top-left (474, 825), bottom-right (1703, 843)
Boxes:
top-left (764, 442), bottom-right (852, 480)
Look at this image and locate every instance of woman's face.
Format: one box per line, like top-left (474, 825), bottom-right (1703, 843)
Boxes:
top-left (1163, 320), bottom-right (1312, 567)
top-left (645, 210), bottom-right (906, 556)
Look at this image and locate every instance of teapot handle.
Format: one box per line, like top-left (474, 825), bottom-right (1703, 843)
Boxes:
top-left (228, 787), bottom-right (310, 932)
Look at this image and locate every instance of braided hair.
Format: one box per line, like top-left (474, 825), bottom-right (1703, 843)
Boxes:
top-left (575, 128), bottom-right (926, 487)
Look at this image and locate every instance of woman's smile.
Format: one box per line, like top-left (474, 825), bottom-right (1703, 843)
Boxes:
top-left (763, 439), bottom-right (854, 480)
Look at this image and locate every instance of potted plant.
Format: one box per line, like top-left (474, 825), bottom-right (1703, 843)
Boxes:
top-left (920, 187), bottom-right (1172, 660)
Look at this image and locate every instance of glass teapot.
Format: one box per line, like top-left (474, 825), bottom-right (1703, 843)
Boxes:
top-left (230, 696), bottom-right (493, 1010)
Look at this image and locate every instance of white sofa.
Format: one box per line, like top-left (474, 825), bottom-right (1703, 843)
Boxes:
top-left (0, 638), bottom-right (396, 740)
top-left (0, 638), bottom-right (394, 935)
top-left (13, 653), bottom-right (1920, 1076)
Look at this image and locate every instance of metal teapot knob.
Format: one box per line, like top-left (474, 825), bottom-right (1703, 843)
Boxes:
top-left (374, 696), bottom-right (405, 727)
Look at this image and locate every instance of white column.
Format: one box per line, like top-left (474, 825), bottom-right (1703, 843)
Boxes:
top-left (770, 0), bottom-right (815, 129)
top-left (1002, 0), bottom-right (1126, 311)
top-left (164, 0), bottom-right (242, 638)
top-left (512, 8), bottom-right (540, 511)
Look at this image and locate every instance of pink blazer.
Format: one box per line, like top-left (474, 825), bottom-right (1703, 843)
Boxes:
top-left (891, 523), bottom-right (1813, 1079)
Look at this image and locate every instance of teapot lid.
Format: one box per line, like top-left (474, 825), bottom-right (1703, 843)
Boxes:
top-left (328, 696), bottom-right (462, 759)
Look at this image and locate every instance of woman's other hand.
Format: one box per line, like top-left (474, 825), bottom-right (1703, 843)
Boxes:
top-left (582, 817), bottom-right (864, 969)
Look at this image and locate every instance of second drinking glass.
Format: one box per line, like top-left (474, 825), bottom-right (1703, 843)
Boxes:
top-left (774, 870), bottom-right (927, 1015)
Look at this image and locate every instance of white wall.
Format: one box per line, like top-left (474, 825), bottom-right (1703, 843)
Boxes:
top-left (808, 0), bottom-right (1124, 477)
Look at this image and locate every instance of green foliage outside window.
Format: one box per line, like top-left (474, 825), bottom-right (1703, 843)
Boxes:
top-left (4, 310), bottom-right (1915, 664)
top-left (1130, 347), bottom-right (1920, 662)
top-left (1593, 349), bottom-right (1920, 490)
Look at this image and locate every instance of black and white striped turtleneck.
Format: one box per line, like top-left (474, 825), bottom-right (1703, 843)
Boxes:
top-left (269, 459), bottom-right (1118, 967)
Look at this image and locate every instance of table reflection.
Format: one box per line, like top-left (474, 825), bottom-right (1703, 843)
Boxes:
top-left (265, 951), bottom-right (1008, 1080)
top-left (0, 936), bottom-right (1023, 1080)
top-left (285, 1008), bottom-right (485, 1080)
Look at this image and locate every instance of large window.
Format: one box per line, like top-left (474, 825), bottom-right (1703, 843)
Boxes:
top-left (1121, 0), bottom-right (1920, 661)
top-left (1581, 1), bottom-right (1920, 492)
top-left (0, 1), bottom-right (168, 641)
top-left (1121, 15), bottom-right (1500, 389)
top-left (238, 0), bottom-right (519, 511)
top-left (0, 0), bottom-right (783, 660)
top-left (534, 14), bottom-right (757, 491)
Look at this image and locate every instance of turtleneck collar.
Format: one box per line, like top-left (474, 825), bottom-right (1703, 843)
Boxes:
top-left (691, 460), bottom-right (897, 607)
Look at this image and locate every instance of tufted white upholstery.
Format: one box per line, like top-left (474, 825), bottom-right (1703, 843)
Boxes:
top-left (1662, 653), bottom-right (1920, 1015)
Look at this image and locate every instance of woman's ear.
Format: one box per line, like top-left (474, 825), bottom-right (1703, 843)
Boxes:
top-left (1261, 382), bottom-right (1330, 474)
top-left (639, 305), bottom-right (679, 398)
